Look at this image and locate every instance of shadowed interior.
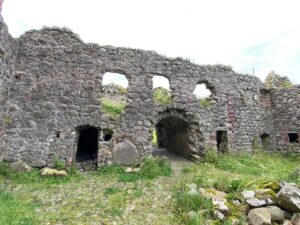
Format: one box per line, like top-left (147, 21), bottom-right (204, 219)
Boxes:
top-left (76, 126), bottom-right (99, 162)
top-left (156, 116), bottom-right (191, 158)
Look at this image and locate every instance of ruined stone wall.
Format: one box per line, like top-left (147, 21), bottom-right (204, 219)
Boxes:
top-left (0, 15), bottom-right (15, 161)
top-left (271, 86), bottom-right (300, 153)
top-left (0, 18), bottom-right (285, 167)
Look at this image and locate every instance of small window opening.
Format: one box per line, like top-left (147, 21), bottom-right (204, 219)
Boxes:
top-left (152, 76), bottom-right (172, 105)
top-left (101, 72), bottom-right (128, 118)
top-left (14, 74), bottom-right (21, 80)
top-left (217, 130), bottom-right (228, 153)
top-left (103, 129), bottom-right (113, 141)
top-left (288, 133), bottom-right (299, 143)
top-left (193, 82), bottom-right (215, 107)
top-left (260, 133), bottom-right (270, 150)
top-left (55, 131), bottom-right (61, 138)
top-left (102, 72), bottom-right (128, 89)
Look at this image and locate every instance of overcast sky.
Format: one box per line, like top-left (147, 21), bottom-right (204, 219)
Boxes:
top-left (2, 0), bottom-right (300, 84)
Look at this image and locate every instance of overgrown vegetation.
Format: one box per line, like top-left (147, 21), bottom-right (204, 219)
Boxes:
top-left (174, 150), bottom-right (300, 224)
top-left (0, 151), bottom-right (299, 224)
top-left (105, 83), bottom-right (128, 94)
top-left (0, 190), bottom-right (39, 225)
top-left (152, 130), bottom-right (157, 146)
top-left (264, 71), bottom-right (294, 89)
top-left (101, 97), bottom-right (126, 118)
top-left (0, 162), bottom-right (80, 185)
top-left (53, 157), bottom-right (65, 170)
top-left (198, 97), bottom-right (213, 107)
top-left (96, 157), bottom-right (172, 182)
top-left (153, 87), bottom-right (172, 105)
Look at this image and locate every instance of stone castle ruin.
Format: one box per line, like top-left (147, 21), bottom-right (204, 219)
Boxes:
top-left (0, 9), bottom-right (299, 168)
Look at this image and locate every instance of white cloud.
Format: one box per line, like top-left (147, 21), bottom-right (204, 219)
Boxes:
top-left (2, 0), bottom-right (300, 84)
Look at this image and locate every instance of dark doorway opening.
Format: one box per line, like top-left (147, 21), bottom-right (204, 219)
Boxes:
top-left (260, 133), bottom-right (270, 150)
top-left (217, 130), bottom-right (228, 153)
top-left (76, 126), bottom-right (99, 163)
top-left (156, 116), bottom-right (191, 158)
top-left (288, 133), bottom-right (299, 143)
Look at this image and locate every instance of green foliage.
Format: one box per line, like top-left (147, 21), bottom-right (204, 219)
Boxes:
top-left (174, 184), bottom-right (213, 224)
top-left (261, 135), bottom-right (270, 151)
top-left (104, 186), bottom-right (120, 195)
top-left (66, 163), bottom-right (78, 175)
top-left (53, 157), bottom-right (65, 170)
top-left (224, 178), bottom-right (246, 193)
top-left (183, 213), bottom-right (206, 225)
top-left (265, 72), bottom-right (294, 89)
top-left (117, 85), bottom-right (128, 94)
top-left (96, 157), bottom-right (172, 182)
top-left (252, 136), bottom-right (260, 152)
top-left (0, 190), bottom-right (39, 225)
top-left (153, 87), bottom-right (172, 105)
top-left (0, 162), bottom-right (13, 176)
top-left (174, 152), bottom-right (300, 223)
top-left (175, 191), bottom-right (213, 213)
top-left (198, 97), bottom-right (213, 107)
top-left (105, 83), bottom-right (128, 94)
top-left (280, 81), bottom-right (293, 88)
top-left (0, 162), bottom-right (80, 185)
top-left (101, 97), bottom-right (126, 118)
top-left (97, 164), bottom-right (124, 176)
top-left (203, 147), bottom-right (218, 163)
top-left (288, 166), bottom-right (300, 184)
top-left (152, 130), bottom-right (157, 146)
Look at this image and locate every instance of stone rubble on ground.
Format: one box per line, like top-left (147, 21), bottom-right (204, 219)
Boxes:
top-left (10, 160), bottom-right (32, 172)
top-left (246, 182), bottom-right (300, 225)
top-left (40, 167), bottom-right (67, 177)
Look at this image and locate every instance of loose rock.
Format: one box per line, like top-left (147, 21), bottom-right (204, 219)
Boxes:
top-left (277, 183), bottom-right (300, 213)
top-left (247, 208), bottom-right (271, 225)
top-left (10, 160), bottom-right (32, 172)
top-left (291, 213), bottom-right (300, 225)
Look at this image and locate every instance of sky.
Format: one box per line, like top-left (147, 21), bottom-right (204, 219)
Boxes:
top-left (2, 0), bottom-right (300, 85)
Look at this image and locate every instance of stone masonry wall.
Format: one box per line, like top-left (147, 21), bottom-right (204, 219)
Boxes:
top-left (0, 16), bottom-right (297, 167)
top-left (271, 86), bottom-right (300, 153)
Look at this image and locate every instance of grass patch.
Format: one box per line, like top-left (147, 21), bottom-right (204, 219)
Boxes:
top-left (53, 157), bottom-right (66, 170)
top-left (0, 162), bottom-right (81, 186)
top-left (101, 97), bottom-right (126, 118)
top-left (104, 186), bottom-right (120, 195)
top-left (198, 97), bottom-right (213, 107)
top-left (174, 151), bottom-right (300, 224)
top-left (153, 87), bottom-right (172, 105)
top-left (0, 190), bottom-right (39, 225)
top-left (96, 157), bottom-right (172, 182)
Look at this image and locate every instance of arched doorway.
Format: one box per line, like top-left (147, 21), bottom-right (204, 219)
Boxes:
top-left (155, 116), bottom-right (195, 158)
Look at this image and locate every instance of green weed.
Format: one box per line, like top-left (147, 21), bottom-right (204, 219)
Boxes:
top-left (153, 87), bottom-right (172, 105)
top-left (0, 190), bottom-right (39, 225)
top-left (198, 97), bottom-right (213, 107)
top-left (101, 97), bottom-right (126, 118)
top-left (152, 130), bottom-right (157, 146)
top-left (96, 157), bottom-right (171, 182)
top-left (104, 186), bottom-right (120, 195)
top-left (53, 157), bottom-right (65, 170)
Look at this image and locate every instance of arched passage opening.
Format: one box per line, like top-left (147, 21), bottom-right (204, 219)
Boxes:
top-left (155, 116), bottom-right (192, 158)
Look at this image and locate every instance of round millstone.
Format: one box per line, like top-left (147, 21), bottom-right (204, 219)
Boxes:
top-left (112, 140), bottom-right (138, 165)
